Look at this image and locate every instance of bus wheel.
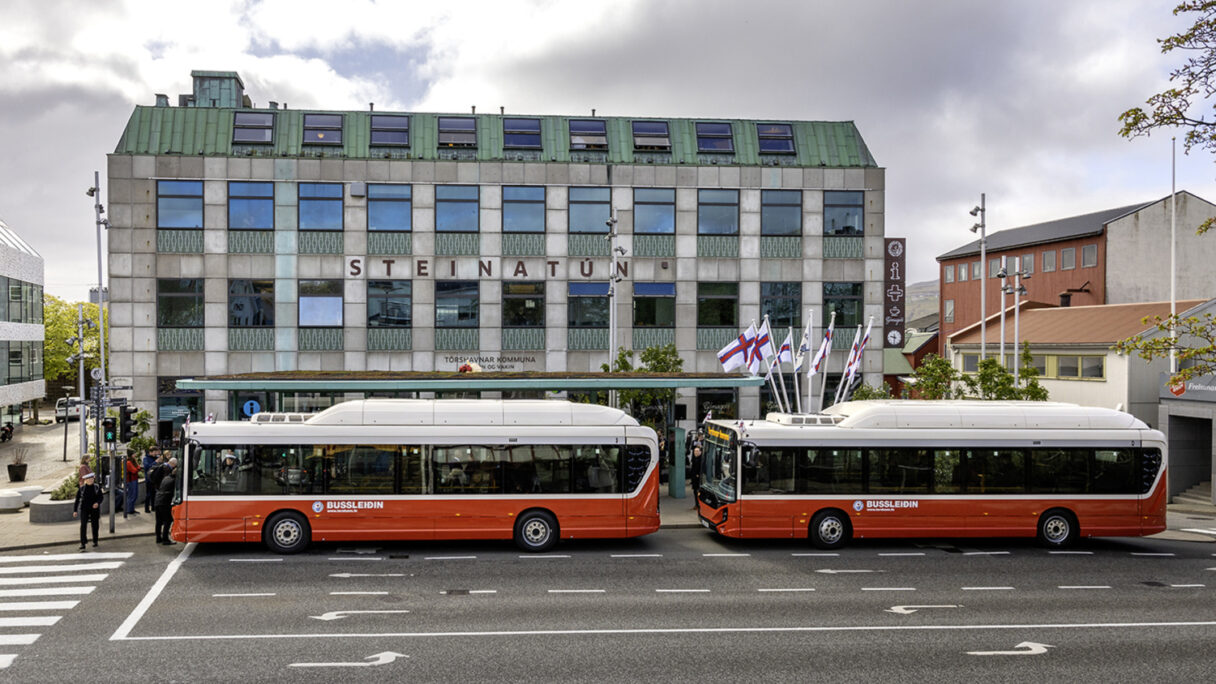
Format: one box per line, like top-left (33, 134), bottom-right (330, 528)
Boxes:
top-left (1037, 509), bottom-right (1078, 548)
top-left (810, 510), bottom-right (851, 550)
top-left (264, 511), bottom-right (310, 554)
top-left (514, 510), bottom-right (558, 553)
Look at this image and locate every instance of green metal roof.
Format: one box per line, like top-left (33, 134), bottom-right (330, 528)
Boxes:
top-left (175, 371), bottom-right (766, 392)
top-left (115, 106), bottom-right (878, 168)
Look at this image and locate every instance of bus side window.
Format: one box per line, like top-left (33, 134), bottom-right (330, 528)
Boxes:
top-left (623, 444), bottom-right (651, 492)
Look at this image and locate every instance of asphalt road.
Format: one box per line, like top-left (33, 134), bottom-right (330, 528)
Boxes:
top-left (2, 530), bottom-right (1214, 683)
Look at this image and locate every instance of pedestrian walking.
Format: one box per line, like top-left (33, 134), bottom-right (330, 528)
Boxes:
top-left (154, 457), bottom-right (178, 545)
top-left (689, 444), bottom-right (703, 506)
top-left (78, 454), bottom-right (93, 481)
top-left (142, 448), bottom-right (161, 513)
top-left (124, 452), bottom-right (141, 515)
top-left (73, 472), bottom-right (103, 550)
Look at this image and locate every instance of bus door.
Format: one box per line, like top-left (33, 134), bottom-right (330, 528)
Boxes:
top-left (739, 443), bottom-right (797, 538)
top-left (962, 448), bottom-right (1031, 536)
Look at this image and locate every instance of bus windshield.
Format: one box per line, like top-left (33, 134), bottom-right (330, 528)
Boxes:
top-left (700, 424), bottom-right (737, 505)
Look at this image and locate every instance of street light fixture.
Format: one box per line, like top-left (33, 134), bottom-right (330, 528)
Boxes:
top-left (969, 194), bottom-right (987, 360)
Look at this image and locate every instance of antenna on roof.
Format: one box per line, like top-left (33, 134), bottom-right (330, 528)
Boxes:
top-left (471, 105), bottom-right (476, 114)
top-left (500, 106), bottom-right (504, 115)
top-left (369, 102), bottom-right (374, 111)
top-left (591, 108), bottom-right (596, 116)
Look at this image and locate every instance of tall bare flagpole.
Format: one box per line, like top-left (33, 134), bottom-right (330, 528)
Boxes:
top-left (1170, 137), bottom-right (1177, 374)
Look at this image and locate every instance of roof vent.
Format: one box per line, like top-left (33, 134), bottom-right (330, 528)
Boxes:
top-left (269, 101), bottom-right (278, 110)
top-left (155, 94), bottom-right (170, 107)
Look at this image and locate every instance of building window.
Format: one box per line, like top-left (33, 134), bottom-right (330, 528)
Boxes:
top-left (1042, 250), bottom-right (1056, 272)
top-left (633, 282), bottom-right (676, 327)
top-left (503, 118), bottom-right (542, 149)
top-left (756, 123), bottom-right (796, 154)
top-left (962, 354), bottom-right (979, 373)
top-left (298, 183), bottom-right (343, 231)
top-left (568, 282), bottom-right (609, 328)
top-left (435, 185), bottom-right (479, 232)
top-left (157, 181), bottom-right (203, 229)
top-left (697, 189), bottom-right (739, 235)
top-left (370, 115), bottom-right (409, 146)
top-left (228, 279), bottom-right (274, 327)
top-left (502, 186), bottom-right (545, 233)
top-left (633, 189), bottom-right (675, 234)
top-left (302, 114), bottom-right (343, 145)
top-left (367, 184), bottom-right (412, 231)
top-left (1021, 253), bottom-right (1034, 274)
top-left (944, 265), bottom-right (955, 283)
top-left (503, 282), bottom-right (544, 327)
top-left (944, 299), bottom-right (955, 323)
top-left (436, 281), bottom-right (479, 328)
top-left (569, 187), bottom-right (611, 234)
top-left (823, 191), bottom-right (863, 235)
top-left (569, 119), bottom-right (608, 150)
top-left (761, 190), bottom-right (801, 236)
top-left (696, 389), bottom-right (737, 421)
top-left (823, 282), bottom-right (863, 328)
top-left (632, 120), bottom-right (670, 151)
top-left (227, 182), bottom-right (273, 230)
top-left (157, 279), bottom-right (203, 328)
top-left (438, 117), bottom-right (477, 148)
top-left (696, 122), bottom-right (734, 152)
top-left (232, 111), bottom-right (274, 144)
top-left (957, 263), bottom-right (967, 282)
top-left (367, 280), bottom-right (412, 328)
top-left (697, 282), bottom-right (738, 327)
top-left (989, 258), bottom-right (1001, 278)
top-left (298, 279), bottom-right (344, 327)
top-left (1054, 355), bottom-right (1105, 380)
top-left (972, 261), bottom-right (981, 280)
top-left (1061, 247), bottom-right (1076, 270)
top-left (1082, 244), bottom-right (1097, 268)
top-left (761, 282), bottom-right (801, 329)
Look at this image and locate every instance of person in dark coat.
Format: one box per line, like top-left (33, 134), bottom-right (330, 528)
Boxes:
top-left (154, 457), bottom-right (178, 545)
top-left (143, 448), bottom-right (161, 513)
top-left (689, 444), bottom-right (704, 506)
top-left (73, 472), bottom-right (103, 550)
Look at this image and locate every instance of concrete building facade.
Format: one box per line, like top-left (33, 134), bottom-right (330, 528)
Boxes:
top-left (0, 219), bottom-right (45, 426)
top-left (106, 71), bottom-right (888, 437)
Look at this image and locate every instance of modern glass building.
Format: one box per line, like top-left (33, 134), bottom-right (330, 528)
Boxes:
top-left (0, 219), bottom-right (45, 427)
top-left (106, 71), bottom-right (886, 437)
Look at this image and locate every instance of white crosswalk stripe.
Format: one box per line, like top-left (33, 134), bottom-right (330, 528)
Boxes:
top-left (0, 617), bottom-right (61, 628)
top-left (0, 587), bottom-right (95, 598)
top-left (0, 562), bottom-right (124, 575)
top-left (0, 553), bottom-right (132, 564)
top-left (0, 574), bottom-right (109, 586)
top-left (0, 601), bottom-right (79, 612)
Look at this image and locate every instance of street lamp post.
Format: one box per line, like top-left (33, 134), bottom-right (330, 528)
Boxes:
top-left (605, 211), bottom-right (625, 409)
top-left (1013, 256), bottom-right (1030, 385)
top-left (88, 172), bottom-right (115, 533)
top-left (998, 256), bottom-right (1008, 365)
top-left (970, 194), bottom-right (987, 360)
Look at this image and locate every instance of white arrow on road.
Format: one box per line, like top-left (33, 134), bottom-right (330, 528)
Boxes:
top-left (815, 569), bottom-right (882, 574)
top-left (967, 642), bottom-right (1054, 656)
top-left (310, 610), bottom-right (411, 621)
top-left (329, 573), bottom-right (405, 578)
top-left (289, 651), bottom-right (408, 668)
top-left (885, 604), bottom-right (962, 614)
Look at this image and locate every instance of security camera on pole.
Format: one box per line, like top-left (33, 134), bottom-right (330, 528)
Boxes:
top-left (970, 195), bottom-right (986, 360)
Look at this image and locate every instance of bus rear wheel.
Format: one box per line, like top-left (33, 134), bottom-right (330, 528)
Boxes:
top-left (514, 510), bottom-right (558, 553)
top-left (264, 511), bottom-right (310, 554)
top-left (1037, 509), bottom-right (1078, 548)
top-left (810, 509), bottom-right (851, 550)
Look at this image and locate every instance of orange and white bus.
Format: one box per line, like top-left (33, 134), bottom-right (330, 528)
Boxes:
top-left (173, 399), bottom-right (660, 553)
top-left (696, 400), bottom-right (1167, 549)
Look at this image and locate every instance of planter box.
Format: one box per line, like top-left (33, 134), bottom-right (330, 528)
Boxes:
top-left (29, 488), bottom-right (146, 524)
top-left (6, 463), bottom-right (26, 482)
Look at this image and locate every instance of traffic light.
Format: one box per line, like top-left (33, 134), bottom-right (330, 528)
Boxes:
top-left (102, 417), bottom-right (116, 443)
top-left (119, 405), bottom-right (137, 442)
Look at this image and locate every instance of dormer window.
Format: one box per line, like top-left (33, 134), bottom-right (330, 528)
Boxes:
top-left (569, 119), bottom-right (607, 151)
top-left (303, 114), bottom-right (343, 145)
top-left (438, 117), bottom-right (477, 148)
top-left (503, 118), bottom-right (542, 149)
top-left (232, 111), bottom-right (274, 144)
top-left (370, 115), bottom-right (409, 146)
top-left (632, 120), bottom-right (670, 151)
top-left (756, 123), bottom-right (796, 154)
top-left (696, 122), bottom-right (734, 152)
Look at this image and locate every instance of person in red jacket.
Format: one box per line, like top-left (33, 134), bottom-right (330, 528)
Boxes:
top-left (124, 452), bottom-right (141, 515)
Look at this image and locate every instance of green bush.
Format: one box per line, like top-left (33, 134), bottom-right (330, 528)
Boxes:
top-left (50, 472), bottom-right (79, 501)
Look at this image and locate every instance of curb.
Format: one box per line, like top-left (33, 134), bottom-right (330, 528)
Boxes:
top-left (0, 532), bottom-right (156, 554)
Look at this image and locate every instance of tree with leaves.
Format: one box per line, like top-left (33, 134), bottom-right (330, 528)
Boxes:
top-left (43, 295), bottom-right (106, 396)
top-left (850, 381), bottom-right (895, 400)
top-left (1116, 310), bottom-right (1216, 386)
top-left (600, 344), bottom-right (684, 436)
top-left (905, 354), bottom-right (960, 400)
top-left (1119, 1), bottom-right (1216, 234)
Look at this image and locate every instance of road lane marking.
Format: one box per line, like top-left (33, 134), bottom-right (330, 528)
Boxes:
top-left (758, 588), bottom-right (815, 592)
top-left (1058, 585), bottom-right (1111, 590)
top-left (330, 573), bottom-right (404, 578)
top-left (328, 558), bottom-right (383, 562)
top-left (469, 590), bottom-right (496, 594)
top-left (1049, 551), bottom-right (1092, 555)
top-left (886, 605), bottom-right (961, 614)
top-left (815, 569), bottom-right (880, 574)
top-left (861, 587), bottom-right (915, 592)
top-left (110, 543), bottom-right (195, 642)
top-left (963, 552), bottom-right (1010, 556)
top-left (703, 553), bottom-right (750, 557)
top-left (547, 589), bottom-right (605, 594)
top-left (425, 556), bottom-right (477, 561)
top-left (0, 562), bottom-right (123, 575)
top-left (792, 553), bottom-right (839, 557)
top-left (0, 635), bottom-right (39, 646)
top-left (331, 592), bottom-right (389, 596)
top-left (311, 610), bottom-right (410, 621)
top-left (518, 555), bottom-right (571, 559)
top-left (290, 651), bottom-right (407, 668)
top-left (968, 641), bottom-right (1052, 656)
top-left (1180, 528), bottom-right (1216, 535)
top-left (656, 589), bottom-right (709, 593)
top-left (1130, 552), bottom-right (1175, 557)
top-left (0, 601), bottom-right (79, 611)
top-left (611, 554), bottom-right (662, 558)
top-left (878, 553), bottom-right (925, 557)
top-left (1171, 584), bottom-right (1205, 588)
top-left (962, 587), bottom-right (1015, 591)
top-left (0, 654), bottom-right (13, 669)
top-left (0, 574), bottom-right (109, 586)
top-left (212, 593), bottom-right (275, 597)
top-left (0, 553), bottom-right (132, 563)
top-left (0, 587), bottom-right (95, 598)
top-left (0, 616), bottom-right (61, 627)
top-left (229, 558), bottom-right (282, 563)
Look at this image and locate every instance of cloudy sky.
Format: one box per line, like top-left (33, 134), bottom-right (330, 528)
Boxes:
top-left (0, 0), bottom-right (1210, 301)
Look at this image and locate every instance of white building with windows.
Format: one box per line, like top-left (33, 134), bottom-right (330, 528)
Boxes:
top-left (107, 70), bottom-right (887, 438)
top-left (0, 219), bottom-right (45, 426)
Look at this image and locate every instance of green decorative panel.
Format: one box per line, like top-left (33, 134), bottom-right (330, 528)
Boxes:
top-left (697, 327), bottom-right (737, 351)
top-left (157, 230), bottom-right (204, 253)
top-left (367, 327), bottom-right (413, 351)
top-left (823, 236), bottom-right (864, 259)
top-left (299, 231), bottom-right (344, 254)
top-left (633, 235), bottom-right (675, 258)
top-left (632, 327), bottom-right (674, 349)
top-left (435, 328), bottom-right (478, 350)
top-left (568, 327), bottom-right (608, 350)
top-left (502, 327), bottom-right (545, 350)
top-left (697, 235), bottom-right (739, 258)
top-left (298, 327), bottom-right (343, 351)
top-left (502, 233), bottom-right (545, 257)
top-left (228, 231), bottom-right (274, 253)
top-left (568, 233), bottom-right (610, 257)
top-left (157, 328), bottom-right (204, 351)
top-left (367, 232), bottom-right (413, 255)
top-left (228, 328), bottom-right (274, 351)
top-left (760, 236), bottom-right (802, 259)
top-left (833, 333), bottom-right (857, 351)
top-left (435, 233), bottom-right (480, 256)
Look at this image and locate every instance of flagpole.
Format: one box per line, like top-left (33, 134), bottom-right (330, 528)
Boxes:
top-left (816, 311), bottom-right (836, 414)
top-left (795, 311), bottom-right (810, 414)
top-left (835, 325), bottom-right (862, 405)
